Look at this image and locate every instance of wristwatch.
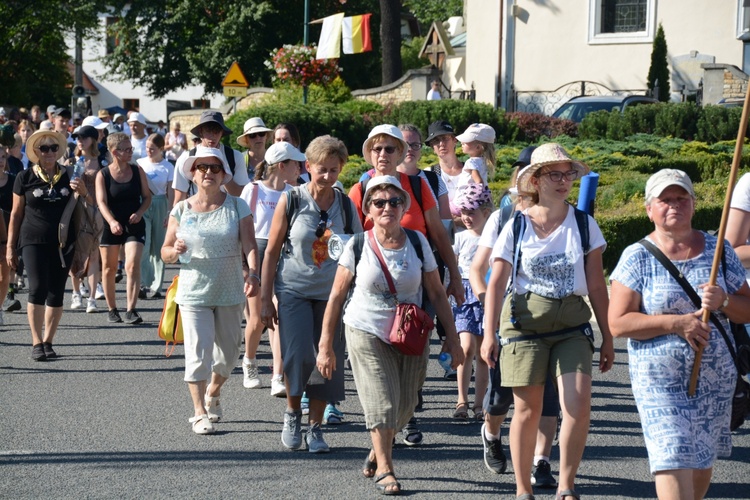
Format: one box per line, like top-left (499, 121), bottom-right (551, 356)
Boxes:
top-left (721, 292), bottom-right (730, 310)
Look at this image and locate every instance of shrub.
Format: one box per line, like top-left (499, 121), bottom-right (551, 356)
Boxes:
top-left (265, 77), bottom-right (353, 105)
top-left (578, 110), bottom-right (610, 141)
top-left (507, 112), bottom-right (578, 142)
top-left (696, 106), bottom-right (744, 143)
top-left (654, 102), bottom-right (699, 140)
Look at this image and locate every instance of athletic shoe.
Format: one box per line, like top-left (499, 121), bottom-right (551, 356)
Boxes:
top-left (444, 367), bottom-right (458, 380)
top-left (42, 342), bottom-right (57, 359)
top-left (71, 293), bottom-right (83, 310)
top-left (301, 393), bottom-right (310, 416)
top-left (270, 375), bottom-right (286, 398)
top-left (16, 276), bottom-right (25, 290)
top-left (531, 459), bottom-right (557, 488)
top-left (79, 282), bottom-right (90, 298)
top-left (138, 286), bottom-right (149, 299)
top-left (281, 410), bottom-right (304, 450)
top-left (124, 309), bottom-right (143, 324)
top-left (323, 403), bottom-right (345, 425)
top-left (242, 359), bottom-right (262, 389)
top-left (3, 298), bottom-right (21, 312)
top-left (115, 268), bottom-right (123, 283)
top-left (31, 343), bottom-right (46, 361)
top-left (147, 289), bottom-right (162, 300)
top-left (86, 298), bottom-right (98, 314)
top-left (107, 308), bottom-right (123, 323)
top-left (95, 283), bottom-right (105, 299)
top-left (401, 417), bottom-right (423, 446)
top-left (306, 423), bottom-right (330, 453)
top-left (481, 423), bottom-right (507, 474)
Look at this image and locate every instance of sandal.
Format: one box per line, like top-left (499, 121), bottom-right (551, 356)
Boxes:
top-left (189, 414), bottom-right (215, 435)
top-left (362, 450), bottom-right (377, 478)
top-left (472, 404), bottom-right (484, 421)
top-left (374, 472), bottom-right (401, 496)
top-left (453, 402), bottom-right (469, 420)
top-left (204, 390), bottom-right (223, 423)
top-left (556, 489), bottom-right (580, 500)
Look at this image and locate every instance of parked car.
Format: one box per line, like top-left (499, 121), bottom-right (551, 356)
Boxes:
top-left (551, 95), bottom-right (658, 123)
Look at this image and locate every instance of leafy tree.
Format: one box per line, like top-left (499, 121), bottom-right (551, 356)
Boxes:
top-left (403, 0), bottom-right (463, 31)
top-left (647, 23), bottom-right (670, 102)
top-left (0, 1), bottom-right (103, 107)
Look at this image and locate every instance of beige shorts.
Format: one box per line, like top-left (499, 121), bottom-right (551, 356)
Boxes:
top-left (499, 292), bottom-right (594, 386)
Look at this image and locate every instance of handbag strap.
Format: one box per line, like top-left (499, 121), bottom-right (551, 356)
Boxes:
top-left (638, 238), bottom-right (738, 360)
top-left (367, 230), bottom-right (397, 295)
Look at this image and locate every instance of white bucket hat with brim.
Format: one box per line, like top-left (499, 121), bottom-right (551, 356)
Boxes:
top-left (181, 146), bottom-right (233, 185)
top-left (237, 117), bottom-right (272, 148)
top-left (362, 175), bottom-right (412, 214)
top-left (26, 130), bottom-right (67, 164)
top-left (127, 112), bottom-right (148, 125)
top-left (516, 143), bottom-right (590, 194)
top-left (362, 124), bottom-right (408, 166)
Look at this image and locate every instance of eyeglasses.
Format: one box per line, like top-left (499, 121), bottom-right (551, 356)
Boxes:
top-left (538, 170), bottom-right (579, 182)
top-left (371, 146), bottom-right (397, 155)
top-left (371, 197), bottom-right (404, 209)
top-left (246, 132), bottom-right (265, 139)
top-left (37, 144), bottom-right (60, 154)
top-left (407, 142), bottom-right (422, 151)
top-left (194, 164), bottom-right (224, 174)
top-left (315, 210), bottom-right (329, 238)
top-left (116, 147), bottom-right (134, 154)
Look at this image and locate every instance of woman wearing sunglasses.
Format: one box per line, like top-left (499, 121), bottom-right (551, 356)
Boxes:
top-left (6, 130), bottom-right (91, 360)
top-left (261, 135), bottom-right (362, 454)
top-left (481, 143), bottom-right (614, 500)
top-left (317, 175), bottom-right (463, 495)
top-left (96, 132), bottom-right (151, 325)
top-left (161, 146), bottom-right (259, 435)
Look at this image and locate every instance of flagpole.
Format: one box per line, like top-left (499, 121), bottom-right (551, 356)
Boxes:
top-left (303, 0), bottom-right (310, 105)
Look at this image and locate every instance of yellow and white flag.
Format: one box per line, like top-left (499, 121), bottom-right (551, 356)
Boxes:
top-left (316, 13), bottom-right (344, 59)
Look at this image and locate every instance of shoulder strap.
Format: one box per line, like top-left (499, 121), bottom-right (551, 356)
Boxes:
top-left (337, 189), bottom-right (354, 234)
top-left (498, 204), bottom-right (514, 236)
top-left (189, 147), bottom-right (196, 156)
top-left (573, 206), bottom-right (590, 254)
top-left (430, 163), bottom-right (442, 176)
top-left (249, 181), bottom-right (259, 215)
top-left (421, 169), bottom-right (440, 200)
top-left (403, 228), bottom-right (424, 263)
top-left (352, 232), bottom-right (366, 275)
top-left (368, 230), bottom-right (397, 295)
top-left (284, 187), bottom-right (300, 243)
top-left (408, 174), bottom-right (423, 210)
top-left (223, 144), bottom-right (236, 173)
top-left (638, 238), bottom-right (738, 361)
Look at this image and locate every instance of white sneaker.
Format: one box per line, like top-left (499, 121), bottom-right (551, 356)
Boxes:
top-left (242, 359), bottom-right (262, 389)
top-left (71, 293), bottom-right (83, 310)
top-left (86, 298), bottom-right (98, 313)
top-left (270, 375), bottom-right (286, 398)
top-left (79, 282), bottom-right (90, 298)
top-left (95, 283), bottom-right (105, 300)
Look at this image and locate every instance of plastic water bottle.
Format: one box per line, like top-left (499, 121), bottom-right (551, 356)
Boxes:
top-left (176, 216), bottom-right (203, 264)
top-left (72, 158), bottom-right (85, 180)
top-left (438, 351), bottom-right (453, 372)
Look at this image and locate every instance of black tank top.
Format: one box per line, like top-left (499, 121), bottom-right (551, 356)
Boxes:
top-left (102, 164), bottom-right (142, 223)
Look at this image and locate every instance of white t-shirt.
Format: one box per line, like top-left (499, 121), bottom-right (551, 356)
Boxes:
top-left (730, 172), bottom-right (750, 283)
top-left (137, 157), bottom-right (174, 196)
top-left (239, 181), bottom-right (292, 239)
top-left (490, 205), bottom-right (606, 298)
top-left (172, 147), bottom-right (249, 194)
top-left (453, 230), bottom-right (480, 280)
top-left (426, 89), bottom-right (441, 101)
top-left (438, 169), bottom-right (462, 202)
top-left (478, 209), bottom-right (505, 250)
top-left (340, 231), bottom-right (437, 343)
top-left (462, 156), bottom-right (489, 184)
top-left (130, 135), bottom-right (148, 162)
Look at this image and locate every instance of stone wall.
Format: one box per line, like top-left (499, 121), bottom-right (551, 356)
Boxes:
top-left (702, 63), bottom-right (748, 104)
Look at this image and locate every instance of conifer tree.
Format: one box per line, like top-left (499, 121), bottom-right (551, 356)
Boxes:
top-left (647, 23), bottom-right (670, 102)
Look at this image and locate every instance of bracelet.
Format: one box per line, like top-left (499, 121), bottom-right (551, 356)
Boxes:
top-left (247, 273), bottom-right (260, 283)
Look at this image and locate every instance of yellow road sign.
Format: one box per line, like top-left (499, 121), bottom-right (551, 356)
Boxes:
top-left (222, 61), bottom-right (249, 87)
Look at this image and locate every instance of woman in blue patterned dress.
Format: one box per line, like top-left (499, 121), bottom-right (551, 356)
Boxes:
top-left (609, 169), bottom-right (750, 500)
top-left (161, 147), bottom-right (259, 435)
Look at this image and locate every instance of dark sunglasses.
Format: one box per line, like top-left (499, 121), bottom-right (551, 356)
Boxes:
top-left (407, 142), bottom-right (421, 151)
top-left (37, 144), bottom-right (60, 153)
top-left (315, 210), bottom-right (329, 238)
top-left (194, 163), bottom-right (224, 174)
top-left (246, 132), bottom-right (265, 139)
top-left (371, 197), bottom-right (404, 209)
top-left (371, 146), bottom-right (396, 155)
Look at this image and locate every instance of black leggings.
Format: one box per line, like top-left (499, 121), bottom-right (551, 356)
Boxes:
top-left (22, 244), bottom-right (72, 307)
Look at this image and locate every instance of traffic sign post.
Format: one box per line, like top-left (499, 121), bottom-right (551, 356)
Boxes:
top-left (222, 61), bottom-right (249, 113)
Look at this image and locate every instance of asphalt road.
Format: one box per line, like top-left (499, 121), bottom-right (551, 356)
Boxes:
top-left (1, 264), bottom-right (749, 499)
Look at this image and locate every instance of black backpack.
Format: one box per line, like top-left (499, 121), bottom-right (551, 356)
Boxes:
top-left (284, 186), bottom-right (355, 245)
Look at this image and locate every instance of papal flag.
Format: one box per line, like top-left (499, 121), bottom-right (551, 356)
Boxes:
top-left (316, 13), bottom-right (344, 59)
top-left (343, 14), bottom-right (372, 54)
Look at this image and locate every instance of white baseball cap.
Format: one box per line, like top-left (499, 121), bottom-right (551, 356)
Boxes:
top-left (264, 142), bottom-right (306, 165)
top-left (82, 116), bottom-right (109, 130)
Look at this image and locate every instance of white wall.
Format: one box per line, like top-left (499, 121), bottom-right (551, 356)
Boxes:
top-left (465, 0), bottom-right (502, 106)
top-left (66, 16), bottom-right (223, 123)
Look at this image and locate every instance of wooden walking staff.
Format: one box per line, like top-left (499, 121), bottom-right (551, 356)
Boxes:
top-left (688, 83), bottom-right (750, 396)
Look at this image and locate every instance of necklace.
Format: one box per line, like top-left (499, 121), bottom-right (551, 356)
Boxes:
top-left (533, 208), bottom-right (563, 237)
top-left (677, 244), bottom-right (691, 279)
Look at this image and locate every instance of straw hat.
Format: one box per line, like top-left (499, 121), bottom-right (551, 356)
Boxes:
top-left (26, 130), bottom-right (67, 164)
top-left (236, 117), bottom-right (272, 148)
top-left (516, 143), bottom-right (589, 194)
